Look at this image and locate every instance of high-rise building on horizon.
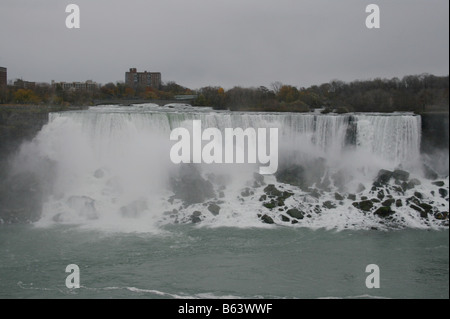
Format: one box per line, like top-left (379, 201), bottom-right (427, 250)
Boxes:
top-left (0, 67), bottom-right (7, 88)
top-left (125, 68), bottom-right (161, 89)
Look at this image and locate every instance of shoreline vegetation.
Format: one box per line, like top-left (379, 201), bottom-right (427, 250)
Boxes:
top-left (0, 74), bottom-right (448, 114)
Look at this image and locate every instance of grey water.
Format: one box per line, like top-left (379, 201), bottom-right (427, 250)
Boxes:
top-left (0, 225), bottom-right (448, 299)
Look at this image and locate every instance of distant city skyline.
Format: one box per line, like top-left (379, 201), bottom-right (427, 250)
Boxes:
top-left (0, 0), bottom-right (448, 89)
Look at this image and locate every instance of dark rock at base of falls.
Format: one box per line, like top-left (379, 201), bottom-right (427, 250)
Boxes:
top-left (191, 211), bottom-right (202, 224)
top-left (434, 212), bottom-right (449, 220)
top-left (393, 169), bottom-right (410, 182)
top-left (382, 199), bottom-right (396, 207)
top-left (352, 200), bottom-right (374, 212)
top-left (170, 165), bottom-right (215, 206)
top-left (308, 188), bottom-right (322, 199)
top-left (261, 214), bottom-right (275, 224)
top-left (281, 215), bottom-right (290, 222)
top-left (414, 192), bottom-right (424, 200)
top-left (207, 203), bottom-right (221, 216)
top-left (439, 188), bottom-right (448, 198)
top-left (262, 185), bottom-right (293, 209)
top-left (432, 181), bottom-right (445, 187)
top-left (402, 178), bottom-right (421, 191)
top-left (406, 196), bottom-right (421, 206)
top-left (348, 194), bottom-right (357, 201)
top-left (373, 206), bottom-right (396, 218)
top-left (286, 208), bottom-right (305, 220)
top-left (374, 169), bottom-right (394, 186)
top-left (264, 184), bottom-right (282, 197)
top-left (263, 201), bottom-right (277, 210)
top-left (323, 201), bottom-right (337, 209)
top-left (410, 204), bottom-right (432, 219)
top-left (334, 193), bottom-right (344, 201)
top-left (275, 165), bottom-right (306, 188)
top-left (275, 160), bottom-right (327, 191)
top-left (418, 203), bottom-right (433, 214)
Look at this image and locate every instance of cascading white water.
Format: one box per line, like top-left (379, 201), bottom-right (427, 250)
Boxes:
top-left (10, 105), bottom-right (446, 231)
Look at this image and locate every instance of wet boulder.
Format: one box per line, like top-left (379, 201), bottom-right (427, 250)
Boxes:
top-left (373, 206), bottom-right (396, 218)
top-left (191, 211), bottom-right (202, 224)
top-left (352, 200), bottom-right (374, 212)
top-left (382, 199), bottom-right (396, 207)
top-left (208, 203), bottom-right (221, 216)
top-left (434, 212), bottom-right (448, 220)
top-left (393, 169), bottom-right (410, 182)
top-left (261, 214), bottom-right (275, 224)
top-left (432, 181), bottom-right (445, 187)
top-left (275, 165), bottom-right (306, 188)
top-left (264, 184), bottom-right (282, 197)
top-left (286, 208), bottom-right (305, 220)
top-left (334, 193), bottom-right (344, 201)
top-left (410, 204), bottom-right (429, 219)
top-left (374, 169), bottom-right (393, 186)
top-left (323, 201), bottom-right (337, 209)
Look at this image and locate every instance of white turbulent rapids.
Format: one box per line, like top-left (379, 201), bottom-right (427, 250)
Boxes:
top-left (11, 104), bottom-right (448, 231)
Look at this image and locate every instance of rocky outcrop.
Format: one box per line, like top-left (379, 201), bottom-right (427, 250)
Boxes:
top-left (208, 203), bottom-right (221, 216)
top-left (170, 165), bottom-right (215, 206)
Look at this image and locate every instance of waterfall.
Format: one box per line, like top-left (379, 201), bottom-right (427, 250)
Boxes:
top-left (7, 105), bottom-right (444, 231)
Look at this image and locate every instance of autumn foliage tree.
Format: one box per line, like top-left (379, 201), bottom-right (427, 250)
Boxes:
top-left (13, 89), bottom-right (41, 104)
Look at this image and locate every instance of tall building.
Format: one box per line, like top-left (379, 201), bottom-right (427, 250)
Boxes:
top-left (0, 67), bottom-right (7, 88)
top-left (125, 68), bottom-right (161, 89)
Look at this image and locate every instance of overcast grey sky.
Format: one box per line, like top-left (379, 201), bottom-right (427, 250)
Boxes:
top-left (0, 0), bottom-right (448, 89)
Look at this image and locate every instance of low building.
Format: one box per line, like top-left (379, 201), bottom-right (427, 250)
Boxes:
top-left (51, 80), bottom-right (99, 91)
top-left (125, 68), bottom-right (161, 89)
top-left (14, 79), bottom-right (36, 89)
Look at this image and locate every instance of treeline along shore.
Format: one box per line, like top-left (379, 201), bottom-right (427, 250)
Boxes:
top-left (0, 74), bottom-right (448, 113)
